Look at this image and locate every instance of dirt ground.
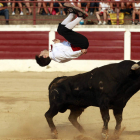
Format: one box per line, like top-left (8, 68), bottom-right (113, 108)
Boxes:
top-left (0, 72), bottom-right (140, 140)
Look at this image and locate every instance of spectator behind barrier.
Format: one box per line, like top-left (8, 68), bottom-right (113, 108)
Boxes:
top-left (121, 0), bottom-right (132, 10)
top-left (89, 0), bottom-right (99, 15)
top-left (7, 0), bottom-right (11, 6)
top-left (110, 0), bottom-right (123, 13)
top-left (69, 0), bottom-right (77, 6)
top-left (53, 0), bottom-right (66, 15)
top-left (12, 0), bottom-right (24, 15)
top-left (132, 0), bottom-right (140, 25)
top-left (0, 0), bottom-right (9, 24)
top-left (77, 0), bottom-right (90, 12)
top-left (24, 0), bottom-right (32, 15)
top-left (118, 0), bottom-right (132, 15)
top-left (96, 0), bottom-right (111, 25)
top-left (42, 0), bottom-right (53, 15)
top-left (37, 0), bottom-right (42, 15)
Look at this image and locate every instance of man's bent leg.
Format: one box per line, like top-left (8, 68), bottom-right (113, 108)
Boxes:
top-left (57, 6), bottom-right (89, 49)
top-left (61, 13), bottom-right (75, 25)
top-left (65, 17), bottom-right (82, 29)
top-left (57, 23), bottom-right (89, 49)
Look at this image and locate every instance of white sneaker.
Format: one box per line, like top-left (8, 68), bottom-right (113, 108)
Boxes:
top-left (20, 11), bottom-right (23, 15)
top-left (98, 21), bottom-right (102, 25)
top-left (103, 21), bottom-right (106, 25)
top-left (90, 12), bottom-right (93, 16)
top-left (132, 21), bottom-right (135, 25)
top-left (7, 2), bottom-right (11, 6)
top-left (12, 11), bottom-right (15, 15)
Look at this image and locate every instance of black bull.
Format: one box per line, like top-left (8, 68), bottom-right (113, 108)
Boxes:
top-left (45, 60), bottom-right (140, 138)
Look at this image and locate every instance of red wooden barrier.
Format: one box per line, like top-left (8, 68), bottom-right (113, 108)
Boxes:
top-left (0, 31), bottom-right (125, 60)
top-left (131, 32), bottom-right (140, 60)
top-left (56, 31), bottom-right (124, 60)
top-left (0, 31), bottom-right (49, 59)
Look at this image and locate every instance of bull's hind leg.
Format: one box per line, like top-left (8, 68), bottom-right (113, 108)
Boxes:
top-left (68, 108), bottom-right (85, 133)
top-left (45, 105), bottom-right (58, 138)
top-left (100, 108), bottom-right (110, 139)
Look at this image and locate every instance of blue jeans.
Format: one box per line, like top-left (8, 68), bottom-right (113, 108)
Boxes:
top-left (0, 9), bottom-right (9, 20)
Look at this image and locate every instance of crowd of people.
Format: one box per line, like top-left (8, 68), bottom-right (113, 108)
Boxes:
top-left (0, 0), bottom-right (140, 25)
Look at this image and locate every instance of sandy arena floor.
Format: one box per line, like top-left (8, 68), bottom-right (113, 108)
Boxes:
top-left (0, 72), bottom-right (140, 140)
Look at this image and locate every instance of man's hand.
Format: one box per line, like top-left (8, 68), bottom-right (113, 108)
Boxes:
top-left (39, 50), bottom-right (49, 58)
top-left (81, 49), bottom-right (87, 54)
top-left (53, 39), bottom-right (60, 44)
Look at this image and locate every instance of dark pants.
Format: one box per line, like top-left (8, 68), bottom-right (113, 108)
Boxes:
top-left (90, 2), bottom-right (99, 12)
top-left (81, 3), bottom-right (87, 7)
top-left (53, 3), bottom-right (67, 14)
top-left (57, 23), bottom-right (89, 49)
top-left (0, 9), bottom-right (9, 20)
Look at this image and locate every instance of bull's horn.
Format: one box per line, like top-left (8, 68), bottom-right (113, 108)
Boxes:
top-left (131, 64), bottom-right (140, 70)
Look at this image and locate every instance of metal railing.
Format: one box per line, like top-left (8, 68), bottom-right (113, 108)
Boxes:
top-left (0, 0), bottom-right (139, 25)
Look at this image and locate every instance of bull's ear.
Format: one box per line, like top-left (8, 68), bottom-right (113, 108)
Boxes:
top-left (131, 63), bottom-right (140, 70)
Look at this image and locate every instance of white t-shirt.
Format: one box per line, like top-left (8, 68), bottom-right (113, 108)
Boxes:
top-left (135, 3), bottom-right (140, 10)
top-left (100, 2), bottom-right (110, 12)
top-left (49, 41), bottom-right (82, 63)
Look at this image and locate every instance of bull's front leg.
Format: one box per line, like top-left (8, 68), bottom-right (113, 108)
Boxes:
top-left (112, 108), bottom-right (124, 139)
top-left (100, 108), bottom-right (110, 139)
top-left (45, 105), bottom-right (58, 139)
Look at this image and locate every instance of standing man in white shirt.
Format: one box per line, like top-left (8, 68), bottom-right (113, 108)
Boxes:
top-left (36, 3), bottom-right (89, 67)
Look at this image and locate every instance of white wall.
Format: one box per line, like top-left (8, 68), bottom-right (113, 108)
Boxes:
top-left (0, 25), bottom-right (139, 72)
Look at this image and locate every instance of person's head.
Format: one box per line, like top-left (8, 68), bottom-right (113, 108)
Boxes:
top-left (35, 50), bottom-right (51, 67)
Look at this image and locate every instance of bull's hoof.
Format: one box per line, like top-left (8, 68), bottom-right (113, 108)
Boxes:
top-left (111, 127), bottom-right (126, 140)
top-left (111, 132), bottom-right (119, 140)
top-left (51, 130), bottom-right (58, 139)
top-left (101, 133), bottom-right (109, 140)
top-left (74, 134), bottom-right (95, 140)
top-left (101, 128), bottom-right (109, 140)
top-left (51, 132), bottom-right (58, 139)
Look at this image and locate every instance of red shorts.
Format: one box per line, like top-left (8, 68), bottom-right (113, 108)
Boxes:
top-left (100, 12), bottom-right (103, 15)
